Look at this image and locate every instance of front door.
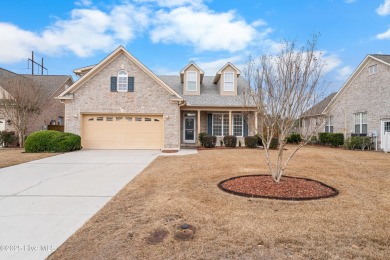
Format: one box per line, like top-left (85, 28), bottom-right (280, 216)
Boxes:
top-left (183, 117), bottom-right (196, 143)
top-left (381, 119), bottom-right (390, 149)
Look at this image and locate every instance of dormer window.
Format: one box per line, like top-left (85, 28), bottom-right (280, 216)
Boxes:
top-left (118, 70), bottom-right (128, 92)
top-left (224, 72), bottom-right (234, 91)
top-left (368, 64), bottom-right (377, 75)
top-left (187, 71), bottom-right (197, 91)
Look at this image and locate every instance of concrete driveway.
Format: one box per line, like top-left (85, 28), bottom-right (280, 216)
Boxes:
top-left (0, 149), bottom-right (197, 260)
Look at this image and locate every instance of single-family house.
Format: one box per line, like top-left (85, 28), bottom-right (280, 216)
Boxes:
top-left (57, 46), bottom-right (258, 150)
top-left (0, 68), bottom-right (73, 135)
top-left (301, 54), bottom-right (390, 149)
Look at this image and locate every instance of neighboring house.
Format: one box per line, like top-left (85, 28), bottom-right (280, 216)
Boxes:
top-left (301, 54), bottom-right (390, 150)
top-left (0, 68), bottom-right (73, 135)
top-left (300, 92), bottom-right (337, 135)
top-left (57, 46), bottom-right (259, 150)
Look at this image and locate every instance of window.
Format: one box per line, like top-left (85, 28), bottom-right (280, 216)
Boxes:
top-left (97, 117), bottom-right (104, 121)
top-left (187, 71), bottom-right (197, 91)
top-left (355, 112), bottom-right (367, 134)
top-left (106, 117), bottom-right (113, 121)
top-left (117, 70), bottom-right (128, 92)
top-left (368, 64), bottom-right (377, 75)
top-left (212, 113), bottom-right (229, 136)
top-left (325, 116), bottom-right (333, 133)
top-left (145, 118), bottom-right (151, 121)
top-left (224, 72), bottom-right (234, 91)
top-left (233, 113), bottom-right (243, 136)
top-left (135, 117), bottom-right (142, 121)
top-left (125, 117), bottom-right (132, 121)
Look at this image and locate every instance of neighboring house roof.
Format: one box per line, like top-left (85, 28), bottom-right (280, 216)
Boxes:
top-left (0, 68), bottom-right (72, 100)
top-left (323, 54), bottom-right (390, 114)
top-left (21, 75), bottom-right (72, 99)
top-left (159, 75), bottom-right (250, 107)
top-left (58, 45), bottom-right (182, 100)
top-left (301, 92), bottom-right (337, 117)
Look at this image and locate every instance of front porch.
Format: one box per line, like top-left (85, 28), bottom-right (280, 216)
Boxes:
top-left (180, 108), bottom-right (258, 147)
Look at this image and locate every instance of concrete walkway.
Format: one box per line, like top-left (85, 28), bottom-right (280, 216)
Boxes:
top-left (0, 149), bottom-right (197, 260)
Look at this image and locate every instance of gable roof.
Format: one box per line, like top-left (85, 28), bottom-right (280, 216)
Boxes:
top-left (213, 62), bottom-right (241, 84)
top-left (323, 54), bottom-right (390, 113)
top-left (180, 62), bottom-right (204, 83)
top-left (58, 46), bottom-right (182, 100)
top-left (0, 68), bottom-right (72, 100)
top-left (159, 75), bottom-right (251, 107)
top-left (301, 92), bottom-right (337, 117)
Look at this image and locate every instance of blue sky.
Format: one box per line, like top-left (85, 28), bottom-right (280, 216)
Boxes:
top-left (0, 0), bottom-right (389, 93)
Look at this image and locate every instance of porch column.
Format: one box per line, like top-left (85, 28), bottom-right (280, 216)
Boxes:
top-left (197, 110), bottom-right (201, 136)
top-left (255, 111), bottom-right (258, 134)
top-left (229, 110), bottom-right (232, 135)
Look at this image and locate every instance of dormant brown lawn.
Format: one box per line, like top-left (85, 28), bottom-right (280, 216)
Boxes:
top-left (49, 146), bottom-right (390, 259)
top-left (0, 148), bottom-right (59, 168)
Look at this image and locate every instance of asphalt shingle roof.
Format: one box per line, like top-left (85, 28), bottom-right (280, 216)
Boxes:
top-left (158, 75), bottom-right (250, 107)
top-left (371, 54), bottom-right (390, 64)
top-left (301, 92), bottom-right (337, 117)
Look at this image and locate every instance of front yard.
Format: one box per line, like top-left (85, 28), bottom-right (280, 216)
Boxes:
top-left (49, 146), bottom-right (390, 259)
top-left (0, 148), bottom-right (59, 168)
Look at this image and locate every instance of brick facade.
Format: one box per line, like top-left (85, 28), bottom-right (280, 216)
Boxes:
top-left (64, 53), bottom-right (181, 149)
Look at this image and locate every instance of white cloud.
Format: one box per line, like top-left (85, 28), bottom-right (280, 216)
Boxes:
top-left (344, 0), bottom-right (357, 4)
top-left (377, 0), bottom-right (390, 16)
top-left (0, 4), bottom-right (149, 63)
top-left (150, 7), bottom-right (257, 52)
top-left (197, 56), bottom-right (243, 75)
top-left (336, 66), bottom-right (353, 80)
top-left (376, 27), bottom-right (390, 39)
top-left (321, 53), bottom-right (342, 74)
top-left (75, 0), bottom-right (92, 7)
top-left (134, 0), bottom-right (204, 8)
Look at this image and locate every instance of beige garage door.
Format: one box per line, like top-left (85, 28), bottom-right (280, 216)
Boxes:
top-left (82, 115), bottom-right (163, 149)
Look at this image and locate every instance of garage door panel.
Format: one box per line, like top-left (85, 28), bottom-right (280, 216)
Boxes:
top-left (82, 115), bottom-right (163, 149)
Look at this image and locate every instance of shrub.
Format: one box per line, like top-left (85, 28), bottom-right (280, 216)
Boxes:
top-left (220, 140), bottom-right (223, 146)
top-left (0, 131), bottom-right (17, 147)
top-left (245, 136), bottom-right (258, 148)
top-left (198, 132), bottom-right (207, 147)
top-left (203, 135), bottom-right (217, 148)
top-left (223, 135), bottom-right (237, 147)
top-left (254, 134), bottom-right (262, 146)
top-left (286, 133), bottom-right (302, 144)
top-left (308, 135), bottom-right (318, 145)
top-left (25, 130), bottom-right (81, 153)
top-left (270, 138), bottom-right (279, 149)
top-left (319, 132), bottom-right (331, 145)
top-left (344, 136), bottom-right (372, 150)
top-left (328, 133), bottom-right (344, 147)
top-left (238, 140), bottom-right (242, 147)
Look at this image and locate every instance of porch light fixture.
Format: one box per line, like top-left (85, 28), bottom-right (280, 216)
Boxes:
top-left (74, 114), bottom-right (79, 118)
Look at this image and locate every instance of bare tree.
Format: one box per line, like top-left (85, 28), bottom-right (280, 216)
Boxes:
top-left (243, 35), bottom-right (326, 182)
top-left (0, 75), bottom-right (46, 147)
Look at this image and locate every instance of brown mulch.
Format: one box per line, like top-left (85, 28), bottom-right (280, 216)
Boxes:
top-left (220, 175), bottom-right (337, 200)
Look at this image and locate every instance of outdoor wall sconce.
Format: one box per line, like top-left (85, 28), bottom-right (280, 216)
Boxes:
top-left (74, 114), bottom-right (78, 118)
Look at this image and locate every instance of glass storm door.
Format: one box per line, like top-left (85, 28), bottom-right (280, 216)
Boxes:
top-left (184, 117), bottom-right (196, 143)
top-left (381, 120), bottom-right (390, 149)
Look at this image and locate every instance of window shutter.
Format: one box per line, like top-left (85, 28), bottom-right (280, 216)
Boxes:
top-left (208, 114), bottom-right (212, 135)
top-left (128, 77), bottom-right (134, 92)
top-left (110, 76), bottom-right (117, 92)
top-left (243, 116), bottom-right (248, 137)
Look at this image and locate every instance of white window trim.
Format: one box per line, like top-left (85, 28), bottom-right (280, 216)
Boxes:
top-left (223, 72), bottom-right (234, 91)
top-left (117, 70), bottom-right (128, 92)
top-left (368, 64), bottom-right (377, 75)
top-left (232, 113), bottom-right (243, 137)
top-left (186, 71), bottom-right (197, 91)
top-left (354, 112), bottom-right (367, 134)
top-left (325, 116), bottom-right (333, 133)
top-left (212, 113), bottom-right (229, 137)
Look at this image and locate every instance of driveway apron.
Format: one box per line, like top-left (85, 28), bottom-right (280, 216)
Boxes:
top-left (0, 150), bottom-right (162, 260)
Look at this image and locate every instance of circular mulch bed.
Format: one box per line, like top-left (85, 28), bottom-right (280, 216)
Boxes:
top-left (218, 175), bottom-right (338, 201)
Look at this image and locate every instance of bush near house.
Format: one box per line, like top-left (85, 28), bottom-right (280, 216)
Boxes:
top-left (25, 130), bottom-right (81, 153)
top-left (270, 138), bottom-right (279, 149)
top-left (223, 135), bottom-right (237, 147)
top-left (319, 132), bottom-right (344, 147)
top-left (0, 131), bottom-right (17, 147)
top-left (244, 136), bottom-right (258, 148)
top-left (344, 136), bottom-right (372, 150)
top-left (198, 132), bottom-right (208, 147)
top-left (203, 135), bottom-right (217, 148)
top-left (286, 133), bottom-right (302, 144)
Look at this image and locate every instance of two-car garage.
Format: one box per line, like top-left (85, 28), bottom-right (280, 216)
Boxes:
top-left (81, 114), bottom-right (164, 149)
